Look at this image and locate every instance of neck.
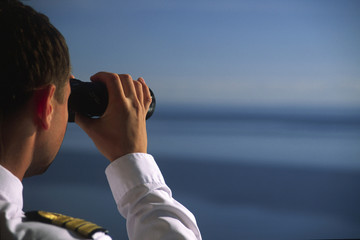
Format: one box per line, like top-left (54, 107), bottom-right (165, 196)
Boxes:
top-left (0, 114), bottom-right (36, 181)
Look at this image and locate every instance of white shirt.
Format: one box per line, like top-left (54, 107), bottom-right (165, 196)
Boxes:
top-left (0, 153), bottom-right (202, 240)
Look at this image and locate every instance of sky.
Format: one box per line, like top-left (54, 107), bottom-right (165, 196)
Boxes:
top-left (26, 0), bottom-right (360, 108)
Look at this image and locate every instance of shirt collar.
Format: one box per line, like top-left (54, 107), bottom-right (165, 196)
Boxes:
top-left (0, 164), bottom-right (23, 209)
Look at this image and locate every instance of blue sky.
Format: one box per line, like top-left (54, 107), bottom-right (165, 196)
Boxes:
top-left (27, 0), bottom-right (360, 108)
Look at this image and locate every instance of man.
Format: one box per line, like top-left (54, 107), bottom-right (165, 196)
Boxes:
top-left (0, 1), bottom-right (201, 239)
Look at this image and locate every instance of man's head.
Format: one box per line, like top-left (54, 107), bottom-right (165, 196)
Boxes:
top-left (0, 0), bottom-right (70, 115)
top-left (0, 0), bottom-right (71, 178)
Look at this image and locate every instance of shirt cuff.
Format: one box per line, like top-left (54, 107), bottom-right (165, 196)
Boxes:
top-left (105, 153), bottom-right (165, 202)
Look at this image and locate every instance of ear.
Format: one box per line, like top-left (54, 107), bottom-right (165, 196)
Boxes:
top-left (34, 85), bottom-right (56, 130)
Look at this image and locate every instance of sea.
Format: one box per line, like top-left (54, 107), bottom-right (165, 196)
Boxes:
top-left (23, 104), bottom-right (360, 239)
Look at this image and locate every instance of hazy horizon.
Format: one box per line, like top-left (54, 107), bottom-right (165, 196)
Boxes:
top-left (27, 0), bottom-right (360, 108)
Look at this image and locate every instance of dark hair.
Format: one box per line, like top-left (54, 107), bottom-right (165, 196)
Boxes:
top-left (0, 0), bottom-right (70, 115)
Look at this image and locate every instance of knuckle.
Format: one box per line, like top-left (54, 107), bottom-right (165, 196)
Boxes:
top-left (120, 74), bottom-right (132, 81)
top-left (145, 97), bottom-right (151, 105)
top-left (145, 94), bottom-right (152, 102)
top-left (133, 81), bottom-right (142, 89)
top-left (109, 73), bottom-right (119, 81)
top-left (101, 73), bottom-right (120, 84)
top-left (130, 101), bottom-right (141, 113)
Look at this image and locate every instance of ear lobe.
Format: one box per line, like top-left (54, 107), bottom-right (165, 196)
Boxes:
top-left (34, 85), bottom-right (56, 130)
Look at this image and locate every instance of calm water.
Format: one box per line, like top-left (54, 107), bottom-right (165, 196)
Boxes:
top-left (23, 105), bottom-right (360, 239)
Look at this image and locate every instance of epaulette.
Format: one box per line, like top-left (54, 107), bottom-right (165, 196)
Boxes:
top-left (25, 210), bottom-right (111, 240)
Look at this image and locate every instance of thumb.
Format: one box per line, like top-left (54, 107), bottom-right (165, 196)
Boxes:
top-left (75, 113), bottom-right (95, 136)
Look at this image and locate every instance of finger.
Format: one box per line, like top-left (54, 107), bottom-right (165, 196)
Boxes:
top-left (90, 72), bottom-right (125, 101)
top-left (135, 79), bottom-right (144, 107)
top-left (139, 77), bottom-right (152, 111)
top-left (118, 74), bottom-right (136, 99)
top-left (75, 112), bottom-right (96, 136)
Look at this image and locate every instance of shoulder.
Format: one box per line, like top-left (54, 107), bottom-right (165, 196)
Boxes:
top-left (1, 218), bottom-right (86, 240)
top-left (0, 202), bottom-right (86, 240)
top-left (18, 221), bottom-right (86, 240)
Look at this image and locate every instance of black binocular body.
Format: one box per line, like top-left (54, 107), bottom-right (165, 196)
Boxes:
top-left (68, 79), bottom-right (156, 122)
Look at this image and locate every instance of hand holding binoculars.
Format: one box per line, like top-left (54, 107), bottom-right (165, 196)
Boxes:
top-left (68, 79), bottom-right (156, 122)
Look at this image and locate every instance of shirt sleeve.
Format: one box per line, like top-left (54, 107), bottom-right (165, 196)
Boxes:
top-left (105, 153), bottom-right (202, 240)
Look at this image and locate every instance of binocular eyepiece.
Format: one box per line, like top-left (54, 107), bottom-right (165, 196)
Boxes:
top-left (68, 79), bottom-right (156, 122)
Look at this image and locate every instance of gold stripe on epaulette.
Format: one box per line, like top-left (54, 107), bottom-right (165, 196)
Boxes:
top-left (29, 211), bottom-right (109, 239)
top-left (77, 223), bottom-right (103, 237)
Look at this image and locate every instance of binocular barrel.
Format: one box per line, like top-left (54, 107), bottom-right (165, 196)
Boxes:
top-left (68, 79), bottom-right (156, 122)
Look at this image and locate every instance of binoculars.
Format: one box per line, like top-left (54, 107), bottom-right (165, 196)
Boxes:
top-left (68, 79), bottom-right (156, 122)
